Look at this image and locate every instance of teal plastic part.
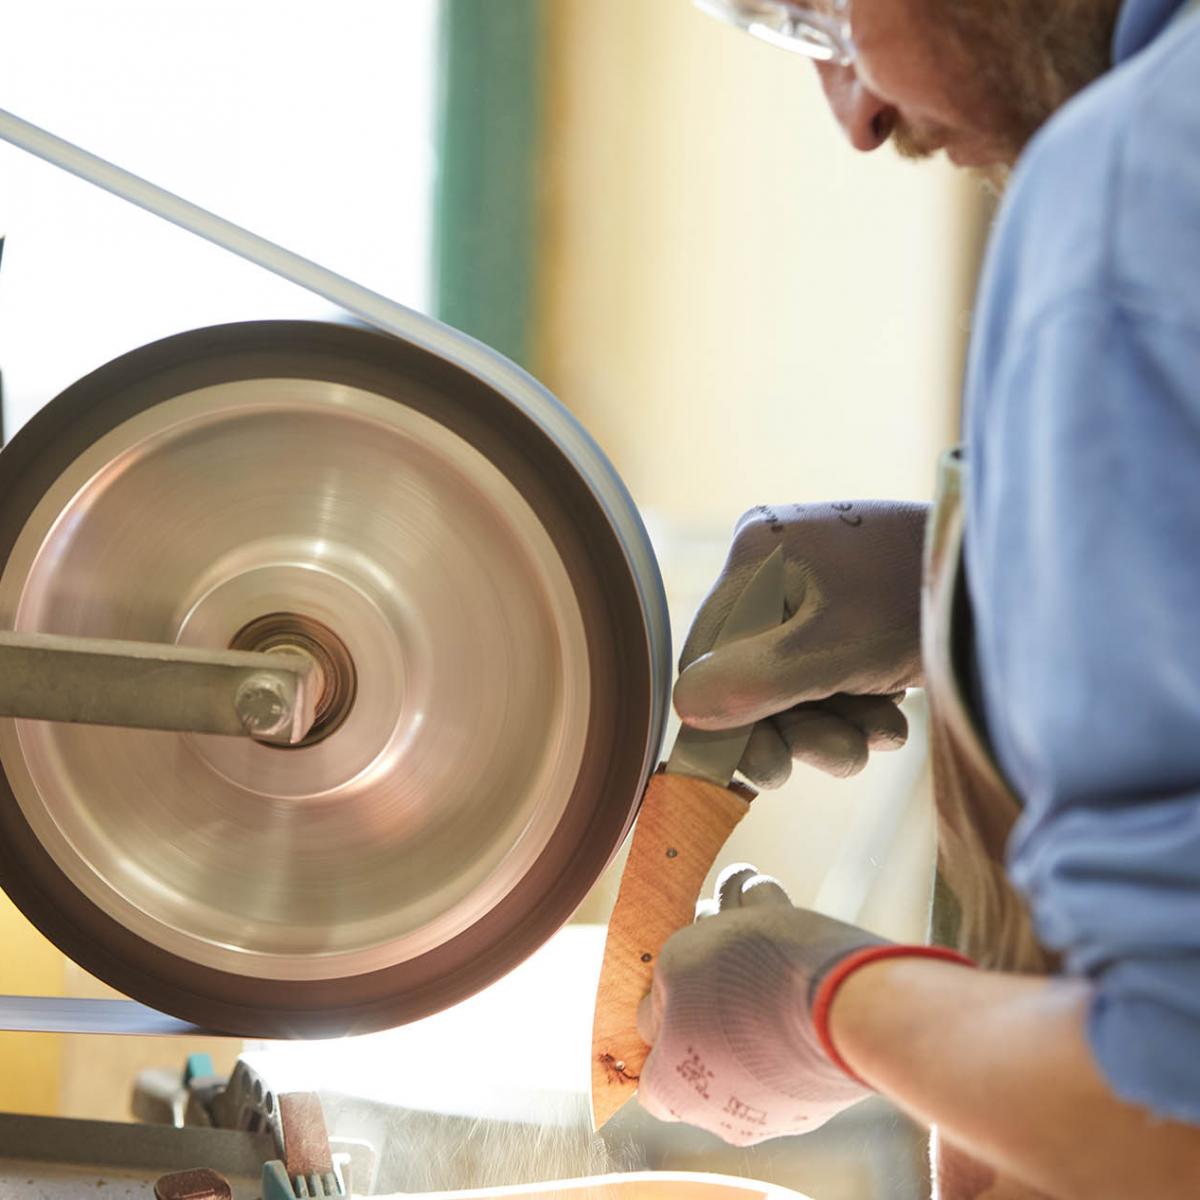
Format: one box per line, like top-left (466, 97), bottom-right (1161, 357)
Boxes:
top-left (262, 1159), bottom-right (344, 1199)
top-left (261, 1161), bottom-right (296, 1200)
top-left (183, 1051), bottom-right (215, 1084)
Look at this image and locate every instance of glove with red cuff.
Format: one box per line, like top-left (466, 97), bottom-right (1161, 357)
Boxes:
top-left (635, 865), bottom-right (972, 1146)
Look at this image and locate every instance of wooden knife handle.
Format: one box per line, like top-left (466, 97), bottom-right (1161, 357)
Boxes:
top-left (590, 769), bottom-right (752, 1129)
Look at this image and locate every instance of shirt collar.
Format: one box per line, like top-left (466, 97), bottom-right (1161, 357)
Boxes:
top-left (1113, 0), bottom-right (1192, 62)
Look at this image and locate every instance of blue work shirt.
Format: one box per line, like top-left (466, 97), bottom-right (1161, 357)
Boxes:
top-left (964, 0), bottom-right (1200, 1122)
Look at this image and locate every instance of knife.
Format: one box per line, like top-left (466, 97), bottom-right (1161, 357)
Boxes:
top-left (590, 547), bottom-right (785, 1129)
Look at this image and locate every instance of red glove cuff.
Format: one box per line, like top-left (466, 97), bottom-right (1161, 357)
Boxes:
top-left (811, 944), bottom-right (975, 1085)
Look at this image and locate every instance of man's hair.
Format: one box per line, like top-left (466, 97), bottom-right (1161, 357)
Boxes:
top-left (937, 0), bottom-right (1123, 162)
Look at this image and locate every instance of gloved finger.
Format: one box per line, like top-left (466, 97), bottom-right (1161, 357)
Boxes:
top-left (738, 874), bottom-right (793, 908)
top-left (674, 607), bottom-right (844, 731)
top-left (693, 897), bottom-right (720, 922)
top-left (737, 720), bottom-right (792, 790)
top-left (776, 708), bottom-right (870, 778)
top-left (715, 863), bottom-right (759, 911)
top-left (822, 693), bottom-right (908, 750)
top-left (636, 1049), bottom-right (682, 1125)
top-left (636, 991), bottom-right (661, 1044)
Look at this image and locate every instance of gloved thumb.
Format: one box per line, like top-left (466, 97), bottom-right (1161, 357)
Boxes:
top-left (738, 875), bottom-right (792, 908)
top-left (715, 864), bottom-right (791, 911)
top-left (637, 990), bottom-right (661, 1044)
top-left (673, 615), bottom-right (839, 730)
top-left (715, 863), bottom-right (759, 910)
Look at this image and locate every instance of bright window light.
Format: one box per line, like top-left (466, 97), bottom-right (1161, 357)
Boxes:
top-left (0, 0), bottom-right (439, 435)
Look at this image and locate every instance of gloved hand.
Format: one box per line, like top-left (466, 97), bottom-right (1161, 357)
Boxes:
top-left (636, 866), bottom-right (969, 1146)
top-left (675, 500), bottom-right (928, 785)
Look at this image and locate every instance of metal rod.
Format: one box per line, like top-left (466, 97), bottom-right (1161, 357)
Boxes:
top-left (0, 106), bottom-right (427, 343)
top-left (0, 631), bottom-right (319, 744)
top-left (0, 995), bottom-right (214, 1036)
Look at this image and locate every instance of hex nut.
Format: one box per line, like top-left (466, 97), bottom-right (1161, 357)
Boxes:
top-left (235, 673), bottom-right (291, 738)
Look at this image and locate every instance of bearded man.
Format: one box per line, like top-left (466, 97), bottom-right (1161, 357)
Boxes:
top-left (636, 1), bottom-right (1200, 1196)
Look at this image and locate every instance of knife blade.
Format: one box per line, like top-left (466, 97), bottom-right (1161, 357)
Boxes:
top-left (664, 547), bottom-right (785, 786)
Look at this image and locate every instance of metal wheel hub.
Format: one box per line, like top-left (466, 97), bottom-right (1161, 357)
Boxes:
top-left (176, 543), bottom-right (412, 796)
top-left (228, 612), bottom-right (356, 748)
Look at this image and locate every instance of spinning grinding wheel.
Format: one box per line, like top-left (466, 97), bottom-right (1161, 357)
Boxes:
top-left (0, 115), bottom-right (671, 1036)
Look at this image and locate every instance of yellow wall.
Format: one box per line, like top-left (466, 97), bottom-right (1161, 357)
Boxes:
top-left (539, 0), bottom-right (985, 934)
top-left (0, 892), bottom-right (63, 1116)
top-left (536, 0), bottom-right (978, 515)
top-left (0, 896), bottom-right (241, 1120)
top-left (58, 962), bottom-right (242, 1121)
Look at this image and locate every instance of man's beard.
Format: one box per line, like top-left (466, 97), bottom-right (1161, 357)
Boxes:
top-left (891, 116), bottom-right (952, 162)
top-left (892, 0), bottom-right (1122, 171)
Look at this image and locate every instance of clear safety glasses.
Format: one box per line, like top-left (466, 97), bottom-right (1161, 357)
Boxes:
top-left (693, 0), bottom-right (855, 66)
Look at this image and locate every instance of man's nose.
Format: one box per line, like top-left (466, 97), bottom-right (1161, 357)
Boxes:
top-left (816, 63), bottom-right (897, 152)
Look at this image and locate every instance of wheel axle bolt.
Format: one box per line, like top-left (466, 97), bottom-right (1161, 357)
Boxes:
top-left (235, 674), bottom-right (292, 738)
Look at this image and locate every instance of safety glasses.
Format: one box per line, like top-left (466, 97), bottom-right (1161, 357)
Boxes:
top-left (693, 0), bottom-right (855, 67)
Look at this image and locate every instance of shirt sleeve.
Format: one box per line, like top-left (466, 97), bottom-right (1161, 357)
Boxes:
top-left (967, 296), bottom-right (1200, 1123)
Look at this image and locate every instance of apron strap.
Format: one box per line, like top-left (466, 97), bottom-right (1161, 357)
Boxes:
top-left (922, 448), bottom-right (1053, 973)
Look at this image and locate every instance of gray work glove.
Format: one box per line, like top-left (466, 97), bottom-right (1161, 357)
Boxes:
top-left (635, 866), bottom-right (879, 1145)
top-left (636, 866), bottom-right (971, 1146)
top-left (675, 500), bottom-right (928, 785)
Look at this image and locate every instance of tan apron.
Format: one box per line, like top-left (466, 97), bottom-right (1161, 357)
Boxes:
top-left (922, 448), bottom-right (1054, 974)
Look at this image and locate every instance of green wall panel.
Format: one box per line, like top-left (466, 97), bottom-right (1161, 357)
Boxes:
top-left (433, 0), bottom-right (543, 367)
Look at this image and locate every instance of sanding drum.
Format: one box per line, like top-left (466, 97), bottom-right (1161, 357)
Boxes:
top-left (0, 318), bottom-right (670, 1036)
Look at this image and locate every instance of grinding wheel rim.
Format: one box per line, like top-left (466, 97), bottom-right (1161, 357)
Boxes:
top-left (4, 378), bottom-right (593, 980)
top-left (0, 320), bottom-right (667, 1036)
